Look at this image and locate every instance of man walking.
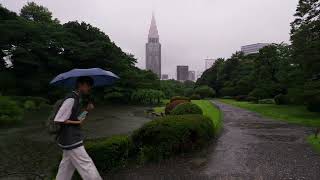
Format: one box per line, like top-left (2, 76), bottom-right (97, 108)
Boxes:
top-left (54, 76), bottom-right (102, 180)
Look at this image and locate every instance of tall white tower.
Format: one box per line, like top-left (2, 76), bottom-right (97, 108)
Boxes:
top-left (146, 14), bottom-right (161, 77)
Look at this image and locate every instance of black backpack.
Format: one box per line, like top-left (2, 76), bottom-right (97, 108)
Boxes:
top-left (46, 99), bottom-right (64, 135)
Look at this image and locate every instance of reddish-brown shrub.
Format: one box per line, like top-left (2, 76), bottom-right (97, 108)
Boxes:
top-left (165, 100), bottom-right (189, 115)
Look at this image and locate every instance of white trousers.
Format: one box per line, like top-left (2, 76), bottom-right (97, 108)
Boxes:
top-left (56, 146), bottom-right (102, 180)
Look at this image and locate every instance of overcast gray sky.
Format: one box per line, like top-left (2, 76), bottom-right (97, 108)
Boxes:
top-left (1, 0), bottom-right (299, 78)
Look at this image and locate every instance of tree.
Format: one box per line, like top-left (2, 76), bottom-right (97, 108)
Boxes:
top-left (20, 2), bottom-right (58, 23)
top-left (291, 0), bottom-right (320, 79)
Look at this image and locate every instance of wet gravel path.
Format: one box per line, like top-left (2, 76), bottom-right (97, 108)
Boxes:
top-left (106, 101), bottom-right (320, 180)
top-left (202, 101), bottom-right (320, 179)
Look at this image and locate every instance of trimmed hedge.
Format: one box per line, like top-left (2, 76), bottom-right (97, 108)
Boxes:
top-left (165, 99), bottom-right (189, 115)
top-left (170, 96), bottom-right (190, 103)
top-left (171, 102), bottom-right (203, 115)
top-left (131, 115), bottom-right (214, 162)
top-left (86, 135), bottom-right (131, 171)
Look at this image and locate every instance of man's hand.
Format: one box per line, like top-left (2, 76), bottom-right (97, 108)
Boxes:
top-left (86, 103), bottom-right (94, 111)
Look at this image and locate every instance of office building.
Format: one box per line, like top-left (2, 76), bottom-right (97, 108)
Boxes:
top-left (177, 66), bottom-right (189, 81)
top-left (241, 43), bottom-right (270, 55)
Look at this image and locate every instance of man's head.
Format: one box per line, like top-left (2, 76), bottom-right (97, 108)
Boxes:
top-left (76, 76), bottom-right (94, 94)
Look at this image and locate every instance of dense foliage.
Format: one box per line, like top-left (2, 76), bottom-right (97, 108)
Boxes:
top-left (197, 0), bottom-right (320, 112)
top-left (0, 96), bottom-right (24, 125)
top-left (131, 115), bottom-right (214, 162)
top-left (131, 89), bottom-right (165, 105)
top-left (0, 3), bottom-right (160, 102)
top-left (171, 102), bottom-right (203, 115)
top-left (86, 135), bottom-right (130, 171)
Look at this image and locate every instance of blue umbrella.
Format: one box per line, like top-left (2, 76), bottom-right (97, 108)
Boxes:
top-left (50, 68), bottom-right (119, 88)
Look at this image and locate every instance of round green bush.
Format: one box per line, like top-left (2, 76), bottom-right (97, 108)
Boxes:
top-left (86, 135), bottom-right (131, 171)
top-left (171, 102), bottom-right (203, 115)
top-left (249, 88), bottom-right (270, 100)
top-left (165, 99), bottom-right (189, 115)
top-left (24, 100), bottom-right (37, 110)
top-left (194, 86), bottom-right (216, 98)
top-left (0, 96), bottom-right (24, 125)
top-left (131, 115), bottom-right (214, 162)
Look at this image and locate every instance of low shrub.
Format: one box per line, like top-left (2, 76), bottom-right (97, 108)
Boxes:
top-left (131, 115), bottom-right (214, 162)
top-left (104, 92), bottom-right (125, 103)
top-left (171, 102), bottom-right (203, 115)
top-left (221, 96), bottom-right (233, 99)
top-left (131, 89), bottom-right (165, 105)
top-left (234, 95), bottom-right (248, 101)
top-left (184, 88), bottom-right (194, 97)
top-left (190, 94), bottom-right (201, 100)
top-left (274, 94), bottom-right (289, 105)
top-left (10, 96), bottom-right (48, 107)
top-left (258, 99), bottom-right (275, 104)
top-left (24, 100), bottom-right (37, 110)
top-left (0, 96), bottom-right (24, 125)
top-left (86, 135), bottom-right (131, 171)
top-left (165, 100), bottom-right (189, 115)
top-left (304, 81), bottom-right (320, 112)
top-left (246, 96), bottom-right (258, 103)
top-left (194, 86), bottom-right (216, 98)
top-left (170, 96), bottom-right (190, 103)
top-left (220, 87), bottom-right (237, 97)
top-left (249, 88), bottom-right (270, 100)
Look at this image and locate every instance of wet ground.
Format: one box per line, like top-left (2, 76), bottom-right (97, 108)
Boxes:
top-left (104, 101), bottom-right (320, 180)
top-left (0, 105), bottom-right (151, 179)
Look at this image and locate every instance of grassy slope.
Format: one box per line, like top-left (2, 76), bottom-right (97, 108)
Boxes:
top-left (192, 100), bottom-right (222, 134)
top-left (307, 135), bottom-right (320, 153)
top-left (220, 99), bottom-right (320, 127)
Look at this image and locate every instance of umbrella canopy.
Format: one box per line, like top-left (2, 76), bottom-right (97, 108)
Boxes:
top-left (50, 68), bottom-right (119, 88)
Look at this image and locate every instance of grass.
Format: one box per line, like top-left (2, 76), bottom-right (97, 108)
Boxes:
top-left (307, 135), bottom-right (320, 153)
top-left (153, 99), bottom-right (223, 134)
top-left (220, 99), bottom-right (320, 127)
top-left (192, 100), bottom-right (222, 134)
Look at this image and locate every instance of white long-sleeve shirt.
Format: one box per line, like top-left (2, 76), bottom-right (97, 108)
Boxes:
top-left (54, 98), bottom-right (75, 122)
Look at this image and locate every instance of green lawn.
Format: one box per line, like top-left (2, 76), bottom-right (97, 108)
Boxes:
top-left (307, 135), bottom-right (320, 153)
top-left (153, 100), bottom-right (222, 134)
top-left (192, 100), bottom-right (222, 134)
top-left (220, 99), bottom-right (320, 127)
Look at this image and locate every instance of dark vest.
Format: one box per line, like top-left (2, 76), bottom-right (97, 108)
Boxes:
top-left (57, 91), bottom-right (84, 150)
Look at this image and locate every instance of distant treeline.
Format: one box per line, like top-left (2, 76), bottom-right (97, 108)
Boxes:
top-left (196, 0), bottom-right (320, 112)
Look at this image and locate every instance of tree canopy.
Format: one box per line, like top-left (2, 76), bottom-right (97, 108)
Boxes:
top-left (0, 3), bottom-right (159, 101)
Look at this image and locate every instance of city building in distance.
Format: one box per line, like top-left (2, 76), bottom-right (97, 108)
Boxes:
top-left (161, 74), bottom-right (169, 80)
top-left (205, 58), bottom-right (216, 70)
top-left (241, 43), bottom-right (270, 55)
top-left (177, 65), bottom-right (189, 82)
top-left (188, 71), bottom-right (196, 81)
top-left (146, 14), bottom-right (161, 77)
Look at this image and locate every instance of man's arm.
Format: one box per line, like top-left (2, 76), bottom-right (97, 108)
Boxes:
top-left (54, 98), bottom-right (83, 124)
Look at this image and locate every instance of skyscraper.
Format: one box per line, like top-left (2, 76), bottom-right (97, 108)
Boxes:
top-left (241, 43), bottom-right (270, 55)
top-left (146, 14), bottom-right (161, 77)
top-left (177, 66), bottom-right (189, 82)
top-left (188, 71), bottom-right (196, 81)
